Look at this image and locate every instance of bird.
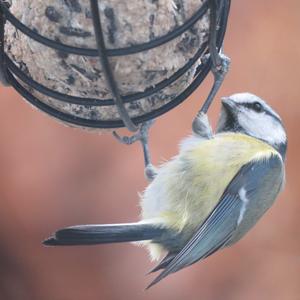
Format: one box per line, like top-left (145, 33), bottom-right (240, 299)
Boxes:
top-left (44, 93), bottom-right (287, 289)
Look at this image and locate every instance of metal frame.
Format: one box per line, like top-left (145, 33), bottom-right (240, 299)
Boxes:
top-left (0, 0), bottom-right (231, 130)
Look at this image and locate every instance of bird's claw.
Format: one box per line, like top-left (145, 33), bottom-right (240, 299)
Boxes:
top-left (212, 54), bottom-right (231, 80)
top-left (112, 131), bottom-right (139, 145)
top-left (144, 164), bottom-right (158, 182)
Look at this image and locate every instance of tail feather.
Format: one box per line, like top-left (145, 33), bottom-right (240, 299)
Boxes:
top-left (147, 252), bottom-right (177, 274)
top-left (43, 222), bottom-right (165, 246)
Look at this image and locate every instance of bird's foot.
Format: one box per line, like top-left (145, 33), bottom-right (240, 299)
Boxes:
top-left (192, 112), bottom-right (213, 139)
top-left (113, 120), bottom-right (157, 182)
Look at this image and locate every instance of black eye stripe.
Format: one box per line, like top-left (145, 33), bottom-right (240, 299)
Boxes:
top-left (239, 102), bottom-right (281, 122)
top-left (242, 102), bottom-right (263, 112)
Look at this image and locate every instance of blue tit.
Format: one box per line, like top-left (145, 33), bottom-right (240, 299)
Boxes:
top-left (44, 93), bottom-right (287, 289)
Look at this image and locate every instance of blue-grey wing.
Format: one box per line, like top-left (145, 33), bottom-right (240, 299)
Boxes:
top-left (147, 154), bottom-right (284, 289)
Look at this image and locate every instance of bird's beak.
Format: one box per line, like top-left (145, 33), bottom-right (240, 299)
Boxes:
top-left (221, 97), bottom-right (237, 112)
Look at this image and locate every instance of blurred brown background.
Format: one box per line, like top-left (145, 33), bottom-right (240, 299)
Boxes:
top-left (0, 1), bottom-right (300, 299)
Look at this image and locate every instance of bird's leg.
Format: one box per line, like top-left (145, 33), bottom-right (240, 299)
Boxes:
top-left (206, 0), bottom-right (231, 107)
top-left (113, 120), bottom-right (157, 182)
top-left (192, 0), bottom-right (230, 136)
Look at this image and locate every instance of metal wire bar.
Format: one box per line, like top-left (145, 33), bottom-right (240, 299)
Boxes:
top-left (5, 38), bottom-right (207, 106)
top-left (208, 0), bottom-right (222, 69)
top-left (6, 59), bottom-right (211, 129)
top-left (89, 0), bottom-right (137, 132)
top-left (0, 1), bottom-right (9, 86)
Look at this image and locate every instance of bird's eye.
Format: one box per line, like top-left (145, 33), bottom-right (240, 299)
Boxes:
top-left (252, 102), bottom-right (263, 112)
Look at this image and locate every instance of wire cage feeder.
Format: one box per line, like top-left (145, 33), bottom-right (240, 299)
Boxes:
top-left (0, 0), bottom-right (231, 132)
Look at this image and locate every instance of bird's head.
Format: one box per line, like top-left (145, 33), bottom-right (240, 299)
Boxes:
top-left (217, 93), bottom-right (287, 158)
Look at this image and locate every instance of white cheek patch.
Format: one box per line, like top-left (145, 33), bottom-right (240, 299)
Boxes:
top-left (237, 110), bottom-right (286, 146)
top-left (238, 187), bottom-right (249, 225)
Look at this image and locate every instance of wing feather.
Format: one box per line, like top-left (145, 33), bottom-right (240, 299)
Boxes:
top-left (147, 154), bottom-right (283, 289)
